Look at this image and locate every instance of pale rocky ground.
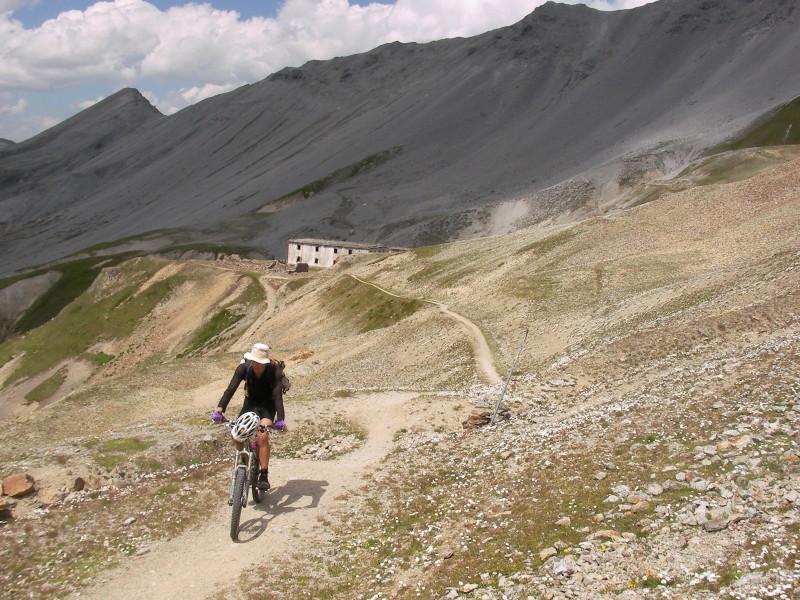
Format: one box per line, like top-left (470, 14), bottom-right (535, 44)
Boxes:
top-left (0, 151), bottom-right (798, 599)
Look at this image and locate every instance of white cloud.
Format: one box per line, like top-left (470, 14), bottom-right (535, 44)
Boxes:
top-left (1, 112), bottom-right (58, 140)
top-left (0, 0), bottom-right (38, 14)
top-left (74, 95), bottom-right (105, 110)
top-left (0, 96), bottom-right (27, 114)
top-left (144, 81), bottom-right (240, 115)
top-left (0, 1), bottom-right (161, 88)
top-left (0, 0), bottom-right (658, 133)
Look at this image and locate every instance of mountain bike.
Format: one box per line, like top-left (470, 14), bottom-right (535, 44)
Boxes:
top-left (223, 415), bottom-right (266, 541)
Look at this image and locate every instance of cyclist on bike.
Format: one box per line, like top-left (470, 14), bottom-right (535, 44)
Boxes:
top-left (213, 342), bottom-right (285, 490)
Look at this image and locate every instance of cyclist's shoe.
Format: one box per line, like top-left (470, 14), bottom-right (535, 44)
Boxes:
top-left (257, 470), bottom-right (270, 490)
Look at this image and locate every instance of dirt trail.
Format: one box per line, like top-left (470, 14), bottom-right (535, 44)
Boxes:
top-left (229, 275), bottom-right (278, 353)
top-left (75, 391), bottom-right (416, 600)
top-left (347, 275), bottom-right (503, 385)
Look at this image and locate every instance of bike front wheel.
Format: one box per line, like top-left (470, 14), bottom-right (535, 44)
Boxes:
top-left (230, 467), bottom-right (247, 541)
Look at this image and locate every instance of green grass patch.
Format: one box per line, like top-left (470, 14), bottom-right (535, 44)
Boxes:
top-left (93, 437), bottom-right (156, 469)
top-left (276, 146), bottom-right (403, 202)
top-left (97, 437), bottom-right (155, 454)
top-left (437, 265), bottom-right (482, 288)
top-left (87, 352), bottom-right (115, 366)
top-left (505, 273), bottom-right (559, 301)
top-left (412, 245), bottom-right (444, 259)
top-left (407, 259), bottom-right (453, 284)
top-left (635, 573), bottom-right (663, 589)
top-left (156, 483), bottom-right (180, 496)
top-left (679, 150), bottom-right (797, 187)
top-left (10, 255), bottom-right (133, 335)
top-left (0, 259), bottom-right (191, 385)
top-left (324, 276), bottom-right (423, 333)
top-left (0, 258), bottom-right (178, 387)
top-left (238, 276), bottom-right (266, 305)
top-left (139, 459), bottom-right (165, 472)
top-left (714, 95), bottom-right (800, 152)
top-left (518, 229), bottom-right (580, 255)
top-left (24, 368), bottom-right (66, 403)
top-left (283, 278), bottom-right (311, 294)
top-left (177, 309), bottom-right (244, 357)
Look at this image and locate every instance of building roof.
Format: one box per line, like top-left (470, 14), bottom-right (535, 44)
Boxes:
top-left (287, 238), bottom-right (386, 250)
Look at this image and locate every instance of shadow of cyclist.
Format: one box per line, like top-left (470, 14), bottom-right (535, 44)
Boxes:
top-left (266, 478), bottom-right (328, 513)
top-left (235, 479), bottom-right (328, 543)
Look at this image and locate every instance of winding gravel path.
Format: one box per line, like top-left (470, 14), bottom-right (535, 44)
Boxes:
top-left (347, 275), bottom-right (503, 385)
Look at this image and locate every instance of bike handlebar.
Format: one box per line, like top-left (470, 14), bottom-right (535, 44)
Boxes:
top-left (216, 417), bottom-right (282, 431)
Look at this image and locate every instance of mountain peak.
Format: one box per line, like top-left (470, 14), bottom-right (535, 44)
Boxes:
top-left (14, 87), bottom-right (162, 152)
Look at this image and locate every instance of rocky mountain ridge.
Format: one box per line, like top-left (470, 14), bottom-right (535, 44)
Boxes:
top-left (0, 0), bottom-right (798, 276)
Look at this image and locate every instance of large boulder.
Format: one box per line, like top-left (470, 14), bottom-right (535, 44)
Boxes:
top-left (2, 473), bottom-right (36, 498)
top-left (462, 407), bottom-right (510, 431)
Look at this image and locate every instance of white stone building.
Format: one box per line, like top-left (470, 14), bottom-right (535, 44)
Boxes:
top-left (287, 238), bottom-right (403, 268)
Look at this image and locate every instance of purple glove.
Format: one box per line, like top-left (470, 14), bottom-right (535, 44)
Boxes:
top-left (273, 420), bottom-right (286, 431)
top-left (212, 411), bottom-right (224, 423)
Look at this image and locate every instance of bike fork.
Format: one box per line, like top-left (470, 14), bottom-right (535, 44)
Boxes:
top-left (228, 450), bottom-right (250, 506)
top-left (243, 450), bottom-right (253, 507)
top-left (228, 467), bottom-right (238, 506)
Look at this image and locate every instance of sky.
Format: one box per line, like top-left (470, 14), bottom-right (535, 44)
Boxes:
top-left (0, 0), bottom-right (657, 142)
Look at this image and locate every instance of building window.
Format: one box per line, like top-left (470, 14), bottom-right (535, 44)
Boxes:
top-left (314, 258), bottom-right (319, 264)
top-left (315, 246), bottom-right (320, 252)
top-left (296, 244), bottom-right (300, 250)
top-left (334, 248), bottom-right (338, 254)
top-left (296, 256), bottom-right (301, 262)
top-left (348, 249), bottom-right (353, 254)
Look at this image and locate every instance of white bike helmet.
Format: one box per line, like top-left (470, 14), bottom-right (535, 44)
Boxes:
top-left (231, 412), bottom-right (260, 441)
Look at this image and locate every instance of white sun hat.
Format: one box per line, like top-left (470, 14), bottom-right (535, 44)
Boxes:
top-left (244, 342), bottom-right (270, 364)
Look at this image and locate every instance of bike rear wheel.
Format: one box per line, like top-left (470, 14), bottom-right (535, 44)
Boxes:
top-left (230, 467), bottom-right (247, 541)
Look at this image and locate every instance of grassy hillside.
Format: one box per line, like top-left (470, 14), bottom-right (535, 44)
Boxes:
top-left (0, 259), bottom-right (271, 408)
top-left (715, 95), bottom-right (800, 152)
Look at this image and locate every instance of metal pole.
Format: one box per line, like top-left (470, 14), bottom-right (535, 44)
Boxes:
top-left (490, 328), bottom-right (528, 425)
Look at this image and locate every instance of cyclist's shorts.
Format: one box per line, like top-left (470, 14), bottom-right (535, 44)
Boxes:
top-left (240, 401), bottom-right (275, 423)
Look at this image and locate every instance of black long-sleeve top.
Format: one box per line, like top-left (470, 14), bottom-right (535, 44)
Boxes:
top-left (217, 360), bottom-right (285, 421)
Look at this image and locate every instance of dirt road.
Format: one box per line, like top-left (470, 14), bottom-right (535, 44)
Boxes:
top-left (76, 391), bottom-right (417, 600)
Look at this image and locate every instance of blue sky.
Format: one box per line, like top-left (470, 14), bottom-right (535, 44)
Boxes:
top-left (0, 0), bottom-right (656, 142)
top-left (6, 1), bottom-right (382, 26)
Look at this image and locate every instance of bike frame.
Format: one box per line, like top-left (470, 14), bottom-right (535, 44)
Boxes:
top-left (228, 437), bottom-right (258, 507)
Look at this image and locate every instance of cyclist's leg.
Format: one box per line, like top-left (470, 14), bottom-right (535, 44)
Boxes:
top-left (256, 409), bottom-right (275, 489)
top-left (257, 416), bottom-right (273, 470)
